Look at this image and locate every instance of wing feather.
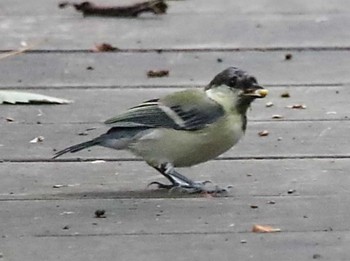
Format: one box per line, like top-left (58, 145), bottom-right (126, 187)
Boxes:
top-left (104, 90), bottom-right (224, 131)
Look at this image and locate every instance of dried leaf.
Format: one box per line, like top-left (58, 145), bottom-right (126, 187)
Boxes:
top-left (59, 0), bottom-right (168, 17)
top-left (252, 224), bottom-right (281, 233)
top-left (258, 130), bottom-right (269, 137)
top-left (265, 101), bottom-right (274, 107)
top-left (93, 43), bottom-right (119, 52)
top-left (287, 104), bottom-right (307, 109)
top-left (147, 70), bottom-right (169, 78)
top-left (0, 91), bottom-right (72, 105)
top-left (30, 136), bottom-right (45, 143)
top-left (53, 184), bottom-right (65, 188)
top-left (272, 114), bottom-right (283, 119)
top-left (280, 91), bottom-right (290, 98)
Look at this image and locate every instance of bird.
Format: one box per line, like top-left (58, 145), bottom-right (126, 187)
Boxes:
top-left (53, 67), bottom-right (268, 194)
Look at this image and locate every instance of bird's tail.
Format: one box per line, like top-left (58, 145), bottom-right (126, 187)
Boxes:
top-left (53, 139), bottom-right (100, 159)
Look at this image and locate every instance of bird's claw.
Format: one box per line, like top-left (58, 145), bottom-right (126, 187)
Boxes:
top-left (147, 181), bottom-right (174, 190)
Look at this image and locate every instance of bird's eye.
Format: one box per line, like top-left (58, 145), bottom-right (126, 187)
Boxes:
top-left (228, 76), bottom-right (237, 87)
top-left (249, 77), bottom-right (257, 84)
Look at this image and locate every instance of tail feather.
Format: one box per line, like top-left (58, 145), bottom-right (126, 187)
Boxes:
top-left (53, 139), bottom-right (100, 159)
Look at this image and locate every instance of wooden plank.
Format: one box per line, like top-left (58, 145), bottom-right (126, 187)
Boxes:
top-left (2, 0), bottom-right (349, 16)
top-left (0, 86), bottom-right (347, 124)
top-left (1, 14), bottom-right (350, 50)
top-left (171, 0), bottom-right (350, 14)
top-left (0, 120), bottom-right (348, 160)
top-left (0, 159), bottom-right (349, 199)
top-left (1, 196), bottom-right (349, 238)
top-left (1, 196), bottom-right (350, 236)
top-left (0, 51), bottom-right (349, 88)
top-left (1, 231), bottom-right (348, 261)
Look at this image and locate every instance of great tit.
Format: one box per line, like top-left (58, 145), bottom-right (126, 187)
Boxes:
top-left (53, 67), bottom-right (268, 194)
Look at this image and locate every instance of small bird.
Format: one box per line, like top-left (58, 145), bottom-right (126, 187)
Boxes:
top-left (53, 67), bottom-right (268, 194)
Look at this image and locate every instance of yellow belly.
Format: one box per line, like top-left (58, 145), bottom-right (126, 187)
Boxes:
top-left (129, 114), bottom-right (244, 167)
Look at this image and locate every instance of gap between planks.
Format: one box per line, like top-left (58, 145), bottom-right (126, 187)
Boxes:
top-left (2, 154), bottom-right (350, 163)
top-left (33, 229), bottom-right (346, 238)
top-left (0, 193), bottom-right (345, 202)
top-left (2, 118), bottom-right (348, 126)
top-left (0, 83), bottom-right (345, 90)
top-left (1, 46), bottom-right (350, 54)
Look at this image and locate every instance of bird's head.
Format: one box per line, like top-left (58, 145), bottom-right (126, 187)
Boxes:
top-left (205, 67), bottom-right (268, 113)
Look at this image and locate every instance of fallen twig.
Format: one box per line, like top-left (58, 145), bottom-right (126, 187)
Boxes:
top-left (0, 40), bottom-right (45, 61)
top-left (252, 224), bottom-right (281, 233)
top-left (59, 0), bottom-right (168, 17)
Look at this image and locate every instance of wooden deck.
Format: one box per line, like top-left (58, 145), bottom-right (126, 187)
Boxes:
top-left (1, 0), bottom-right (349, 260)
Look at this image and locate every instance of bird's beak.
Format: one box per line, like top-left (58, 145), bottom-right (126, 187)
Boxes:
top-left (243, 85), bottom-right (268, 98)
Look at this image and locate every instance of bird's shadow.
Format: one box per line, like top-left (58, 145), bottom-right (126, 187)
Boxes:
top-left (29, 189), bottom-right (208, 200)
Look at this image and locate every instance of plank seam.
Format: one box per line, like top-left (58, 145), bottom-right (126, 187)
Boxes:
top-left (33, 229), bottom-right (347, 238)
top-left (0, 194), bottom-right (345, 202)
top-left (1, 118), bottom-right (348, 125)
top-left (1, 155), bottom-right (350, 163)
top-left (1, 46), bottom-right (350, 53)
top-left (0, 83), bottom-right (345, 90)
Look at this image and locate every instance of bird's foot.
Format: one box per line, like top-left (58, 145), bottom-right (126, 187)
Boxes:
top-left (147, 181), bottom-right (232, 196)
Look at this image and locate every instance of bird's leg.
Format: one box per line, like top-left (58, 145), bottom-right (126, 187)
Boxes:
top-left (148, 163), bottom-right (229, 194)
top-left (148, 164), bottom-right (178, 190)
top-left (148, 163), bottom-right (188, 190)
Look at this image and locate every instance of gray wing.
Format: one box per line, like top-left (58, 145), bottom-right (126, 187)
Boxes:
top-left (104, 90), bottom-right (225, 131)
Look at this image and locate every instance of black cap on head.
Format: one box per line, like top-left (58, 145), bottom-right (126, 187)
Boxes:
top-left (206, 67), bottom-right (261, 91)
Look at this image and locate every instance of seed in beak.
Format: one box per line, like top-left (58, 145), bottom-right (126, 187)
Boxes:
top-left (255, 89), bottom-right (269, 97)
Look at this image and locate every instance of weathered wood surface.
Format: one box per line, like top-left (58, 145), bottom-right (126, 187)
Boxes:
top-left (1, 0), bottom-right (349, 260)
top-left (0, 159), bottom-right (349, 199)
top-left (3, 0), bottom-right (350, 15)
top-left (0, 86), bottom-right (347, 123)
top-left (1, 232), bottom-right (348, 261)
top-left (0, 52), bottom-right (349, 88)
top-left (1, 0), bottom-right (350, 50)
top-left (1, 196), bottom-right (349, 236)
top-left (1, 120), bottom-right (348, 160)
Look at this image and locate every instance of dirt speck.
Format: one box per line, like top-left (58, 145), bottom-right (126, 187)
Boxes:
top-left (285, 53), bottom-right (293, 60)
top-left (95, 209), bottom-right (106, 218)
top-left (281, 91), bottom-right (290, 98)
top-left (147, 70), bottom-right (169, 78)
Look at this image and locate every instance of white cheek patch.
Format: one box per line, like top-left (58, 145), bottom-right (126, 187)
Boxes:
top-left (205, 86), bottom-right (241, 111)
